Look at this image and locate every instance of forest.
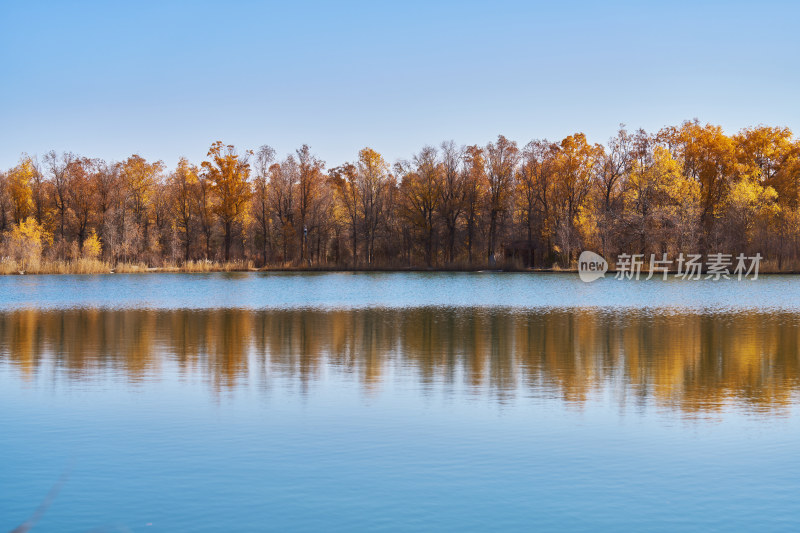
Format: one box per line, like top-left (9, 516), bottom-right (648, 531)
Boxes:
top-left (1, 120), bottom-right (798, 273)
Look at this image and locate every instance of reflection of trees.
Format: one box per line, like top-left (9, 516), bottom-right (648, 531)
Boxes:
top-left (1, 308), bottom-right (799, 413)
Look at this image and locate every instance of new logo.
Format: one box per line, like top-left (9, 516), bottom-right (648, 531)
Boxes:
top-left (578, 251), bottom-right (608, 282)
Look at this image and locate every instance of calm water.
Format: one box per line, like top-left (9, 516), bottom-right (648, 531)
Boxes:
top-left (1, 273), bottom-right (799, 532)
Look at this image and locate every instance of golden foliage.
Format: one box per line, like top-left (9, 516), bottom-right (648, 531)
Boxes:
top-left (2, 122), bottom-right (799, 270)
top-left (82, 229), bottom-right (102, 259)
top-left (2, 218), bottom-right (51, 271)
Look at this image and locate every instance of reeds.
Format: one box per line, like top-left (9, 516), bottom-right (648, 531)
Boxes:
top-left (164, 259), bottom-right (254, 272)
top-left (0, 258), bottom-right (112, 275)
top-left (0, 258), bottom-right (255, 275)
top-left (2, 255), bottom-right (793, 275)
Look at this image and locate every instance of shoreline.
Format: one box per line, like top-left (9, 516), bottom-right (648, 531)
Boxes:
top-left (2, 264), bottom-right (798, 275)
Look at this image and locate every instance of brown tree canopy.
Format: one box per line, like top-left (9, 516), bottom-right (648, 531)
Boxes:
top-left (1, 123), bottom-right (798, 269)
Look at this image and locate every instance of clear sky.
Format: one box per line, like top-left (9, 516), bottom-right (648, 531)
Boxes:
top-left (1, 0), bottom-right (798, 170)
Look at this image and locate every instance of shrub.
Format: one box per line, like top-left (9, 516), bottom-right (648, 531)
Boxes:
top-left (83, 230), bottom-right (102, 259)
top-left (2, 218), bottom-right (51, 272)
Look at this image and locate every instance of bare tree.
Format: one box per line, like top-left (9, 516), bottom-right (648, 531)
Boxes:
top-left (43, 151), bottom-right (75, 242)
top-left (252, 145), bottom-right (275, 264)
top-left (485, 135), bottom-right (519, 265)
top-left (438, 141), bottom-right (467, 264)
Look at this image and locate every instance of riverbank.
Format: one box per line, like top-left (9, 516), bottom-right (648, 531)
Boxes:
top-left (1, 258), bottom-right (798, 275)
top-left (0, 259), bottom-right (556, 275)
top-left (0, 259), bottom-right (256, 275)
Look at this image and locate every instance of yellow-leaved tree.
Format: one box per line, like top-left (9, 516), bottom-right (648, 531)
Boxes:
top-left (169, 158), bottom-right (199, 261)
top-left (623, 145), bottom-right (701, 255)
top-left (120, 154), bottom-right (165, 255)
top-left (553, 133), bottom-right (603, 265)
top-left (7, 156), bottom-right (36, 224)
top-left (658, 148), bottom-right (702, 253)
top-left (723, 178), bottom-right (779, 252)
top-left (3, 218), bottom-right (52, 272)
top-left (201, 142), bottom-right (252, 261)
top-left (82, 229), bottom-right (103, 259)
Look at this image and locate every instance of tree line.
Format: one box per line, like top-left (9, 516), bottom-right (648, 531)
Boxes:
top-left (2, 120), bottom-right (799, 270)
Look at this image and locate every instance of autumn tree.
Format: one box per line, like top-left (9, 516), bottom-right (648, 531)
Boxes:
top-left (304, 169), bottom-right (335, 264)
top-left (151, 179), bottom-right (173, 262)
top-left (120, 154), bottom-right (165, 256)
top-left (594, 127), bottom-right (633, 256)
top-left (0, 171), bottom-right (10, 233)
top-left (659, 121), bottom-right (736, 247)
top-left (397, 145), bottom-right (442, 266)
top-left (485, 135), bottom-right (519, 265)
top-left (27, 155), bottom-right (47, 224)
top-left (721, 177), bottom-right (779, 254)
top-left (201, 142), bottom-right (252, 261)
top-left (67, 158), bottom-right (96, 250)
top-left (43, 151), bottom-right (75, 241)
top-left (329, 162), bottom-right (360, 266)
top-left (733, 126), bottom-right (800, 263)
top-left (252, 145), bottom-right (275, 264)
top-left (169, 158), bottom-right (199, 261)
top-left (268, 156), bottom-right (297, 262)
top-left (621, 145), bottom-right (672, 253)
top-left (462, 145), bottom-right (487, 263)
top-left (517, 140), bottom-right (559, 264)
top-left (735, 126), bottom-right (798, 201)
top-left (356, 148), bottom-right (392, 265)
top-left (296, 145), bottom-right (325, 264)
top-left (7, 156), bottom-right (35, 224)
top-left (438, 141), bottom-right (467, 264)
top-left (553, 133), bottom-right (602, 264)
top-left (194, 170), bottom-right (216, 259)
top-left (91, 161), bottom-right (119, 258)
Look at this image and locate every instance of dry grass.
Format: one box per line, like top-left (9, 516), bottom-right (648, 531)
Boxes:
top-left (0, 256), bottom-right (795, 275)
top-left (0, 258), bottom-right (112, 275)
top-left (163, 259), bottom-right (254, 272)
top-left (0, 258), bottom-right (256, 275)
top-left (755, 258), bottom-right (800, 274)
top-left (112, 262), bottom-right (151, 273)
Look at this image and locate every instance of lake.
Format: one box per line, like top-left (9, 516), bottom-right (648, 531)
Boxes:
top-left (1, 273), bottom-right (799, 531)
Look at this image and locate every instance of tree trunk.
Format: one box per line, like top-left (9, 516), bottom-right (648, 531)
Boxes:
top-left (224, 220), bottom-right (232, 261)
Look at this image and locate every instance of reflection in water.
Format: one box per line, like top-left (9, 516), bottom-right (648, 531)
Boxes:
top-left (1, 307), bottom-right (799, 413)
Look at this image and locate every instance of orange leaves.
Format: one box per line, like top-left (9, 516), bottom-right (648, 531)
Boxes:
top-left (6, 156), bottom-right (36, 223)
top-left (201, 141), bottom-right (252, 222)
top-left (200, 142), bottom-right (252, 260)
top-left (3, 123), bottom-right (798, 268)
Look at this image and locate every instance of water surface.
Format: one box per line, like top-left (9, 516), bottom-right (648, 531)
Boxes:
top-left (0, 271), bottom-right (797, 312)
top-left (1, 273), bottom-right (799, 531)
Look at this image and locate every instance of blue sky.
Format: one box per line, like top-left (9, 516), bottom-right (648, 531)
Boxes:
top-left (1, 0), bottom-right (798, 170)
